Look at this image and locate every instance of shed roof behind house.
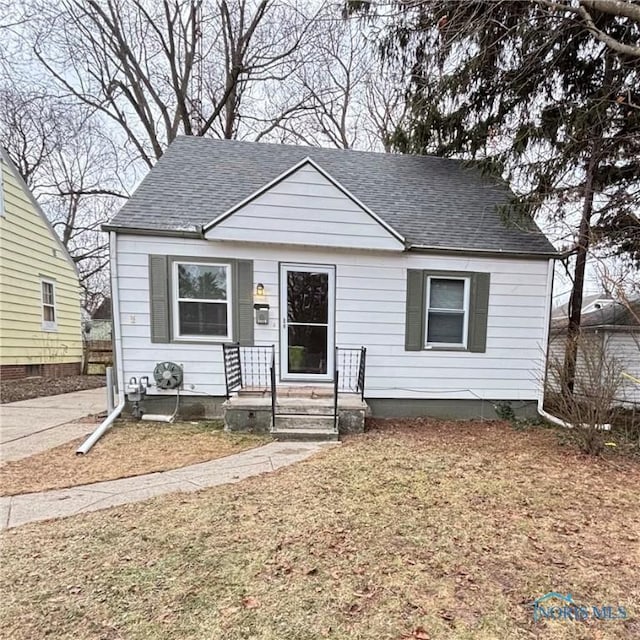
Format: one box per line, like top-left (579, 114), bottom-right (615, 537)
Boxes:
top-left (552, 294), bottom-right (613, 319)
top-left (106, 136), bottom-right (556, 256)
top-left (552, 297), bottom-right (640, 330)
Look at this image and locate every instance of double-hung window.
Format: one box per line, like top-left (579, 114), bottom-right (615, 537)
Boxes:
top-left (405, 269), bottom-right (490, 353)
top-left (425, 277), bottom-right (470, 347)
top-left (41, 279), bottom-right (57, 331)
top-left (173, 262), bottom-right (231, 340)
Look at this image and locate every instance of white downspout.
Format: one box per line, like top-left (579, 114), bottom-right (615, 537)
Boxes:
top-left (537, 257), bottom-right (573, 428)
top-left (77, 231), bottom-right (126, 454)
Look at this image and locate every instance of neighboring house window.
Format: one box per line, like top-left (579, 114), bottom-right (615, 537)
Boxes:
top-left (173, 262), bottom-right (231, 340)
top-left (425, 276), bottom-right (470, 347)
top-left (405, 269), bottom-right (491, 353)
top-left (41, 280), bottom-right (57, 330)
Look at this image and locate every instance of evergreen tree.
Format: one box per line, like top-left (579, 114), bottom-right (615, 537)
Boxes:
top-left (365, 0), bottom-right (640, 392)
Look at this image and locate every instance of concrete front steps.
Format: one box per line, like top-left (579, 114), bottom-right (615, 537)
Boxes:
top-left (223, 387), bottom-right (368, 440)
top-left (271, 414), bottom-right (338, 442)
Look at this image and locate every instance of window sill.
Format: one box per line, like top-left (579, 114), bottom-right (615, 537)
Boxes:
top-left (42, 324), bottom-right (58, 332)
top-left (424, 345), bottom-right (468, 352)
top-left (172, 336), bottom-right (231, 344)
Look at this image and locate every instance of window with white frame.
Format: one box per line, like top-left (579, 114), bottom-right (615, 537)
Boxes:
top-left (41, 280), bottom-right (57, 330)
top-left (425, 276), bottom-right (469, 347)
top-left (173, 262), bottom-right (231, 339)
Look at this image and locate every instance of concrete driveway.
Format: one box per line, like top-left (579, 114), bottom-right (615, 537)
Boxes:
top-left (0, 387), bottom-right (107, 462)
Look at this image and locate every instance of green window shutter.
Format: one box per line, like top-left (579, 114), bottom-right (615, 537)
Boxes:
top-left (468, 272), bottom-right (490, 353)
top-left (148, 254), bottom-right (170, 343)
top-left (235, 260), bottom-right (254, 346)
top-left (405, 269), bottom-right (425, 351)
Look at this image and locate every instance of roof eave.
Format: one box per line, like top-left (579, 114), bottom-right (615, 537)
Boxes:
top-left (407, 243), bottom-right (559, 260)
top-left (102, 224), bottom-right (203, 238)
top-left (550, 323), bottom-right (638, 333)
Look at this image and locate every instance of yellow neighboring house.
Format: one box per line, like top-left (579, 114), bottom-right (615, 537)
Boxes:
top-left (0, 147), bottom-right (82, 380)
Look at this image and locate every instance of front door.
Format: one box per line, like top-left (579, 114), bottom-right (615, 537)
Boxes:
top-left (280, 263), bottom-right (335, 381)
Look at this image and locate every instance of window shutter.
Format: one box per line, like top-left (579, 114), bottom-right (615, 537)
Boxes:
top-left (235, 260), bottom-right (254, 346)
top-left (405, 269), bottom-right (425, 351)
top-left (468, 272), bottom-right (490, 353)
top-left (149, 254), bottom-right (170, 343)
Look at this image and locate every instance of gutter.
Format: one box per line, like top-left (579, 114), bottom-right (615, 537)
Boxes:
top-left (537, 258), bottom-right (572, 428)
top-left (406, 243), bottom-right (559, 260)
top-left (101, 224), bottom-right (202, 239)
top-left (99, 227), bottom-right (560, 259)
top-left (77, 231), bottom-right (126, 454)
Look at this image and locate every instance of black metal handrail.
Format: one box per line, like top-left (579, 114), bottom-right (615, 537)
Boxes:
top-left (333, 369), bottom-right (339, 431)
top-left (270, 350), bottom-right (276, 428)
top-left (357, 347), bottom-right (367, 401)
top-left (222, 343), bottom-right (275, 397)
top-left (223, 343), bottom-right (242, 398)
top-left (335, 346), bottom-right (367, 400)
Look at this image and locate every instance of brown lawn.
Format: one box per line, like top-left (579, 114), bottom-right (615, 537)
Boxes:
top-left (0, 420), bottom-right (270, 496)
top-left (1, 419), bottom-right (638, 640)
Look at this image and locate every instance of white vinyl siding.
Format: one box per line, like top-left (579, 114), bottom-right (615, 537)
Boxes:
top-left (117, 234), bottom-right (550, 402)
top-left (204, 164), bottom-right (403, 251)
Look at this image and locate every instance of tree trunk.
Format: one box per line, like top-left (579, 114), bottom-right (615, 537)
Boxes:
top-left (563, 147), bottom-right (599, 393)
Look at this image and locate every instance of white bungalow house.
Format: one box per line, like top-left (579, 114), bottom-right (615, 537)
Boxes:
top-left (103, 137), bottom-right (558, 438)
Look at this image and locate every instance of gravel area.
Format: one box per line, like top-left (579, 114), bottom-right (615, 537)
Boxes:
top-left (0, 375), bottom-right (106, 404)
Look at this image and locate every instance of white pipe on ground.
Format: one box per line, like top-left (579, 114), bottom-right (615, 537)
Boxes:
top-left (77, 232), bottom-right (126, 455)
top-left (141, 414), bottom-right (174, 422)
top-left (538, 258), bottom-right (574, 429)
top-left (140, 387), bottom-right (180, 423)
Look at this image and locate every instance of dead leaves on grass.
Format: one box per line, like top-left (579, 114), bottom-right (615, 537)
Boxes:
top-left (398, 627), bottom-right (430, 640)
top-left (2, 419), bottom-right (639, 640)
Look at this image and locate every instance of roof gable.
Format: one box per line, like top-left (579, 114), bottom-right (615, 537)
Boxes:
top-left (0, 147), bottom-right (77, 273)
top-left (203, 158), bottom-right (405, 250)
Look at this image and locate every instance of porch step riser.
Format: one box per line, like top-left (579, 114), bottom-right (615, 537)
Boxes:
top-left (274, 415), bottom-right (336, 431)
top-left (275, 406), bottom-right (336, 415)
top-left (271, 430), bottom-right (339, 442)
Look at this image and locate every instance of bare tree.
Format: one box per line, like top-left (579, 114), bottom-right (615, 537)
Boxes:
top-left (0, 87), bottom-right (125, 311)
top-left (363, 66), bottom-right (410, 152)
top-left (26, 0), bottom-right (322, 167)
top-left (269, 18), bottom-right (408, 150)
top-left (0, 89), bottom-right (60, 188)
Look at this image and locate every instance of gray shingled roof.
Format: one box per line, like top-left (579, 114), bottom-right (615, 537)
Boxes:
top-left (106, 136), bottom-right (556, 255)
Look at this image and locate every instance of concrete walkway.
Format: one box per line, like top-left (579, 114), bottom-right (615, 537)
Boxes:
top-left (0, 387), bottom-right (106, 462)
top-left (0, 441), bottom-right (336, 530)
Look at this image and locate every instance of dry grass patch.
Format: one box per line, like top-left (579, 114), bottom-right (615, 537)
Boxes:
top-left (1, 419), bottom-right (639, 640)
top-left (0, 420), bottom-right (269, 496)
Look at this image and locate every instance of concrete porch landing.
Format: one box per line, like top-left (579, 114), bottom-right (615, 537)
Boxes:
top-left (223, 388), bottom-right (369, 440)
